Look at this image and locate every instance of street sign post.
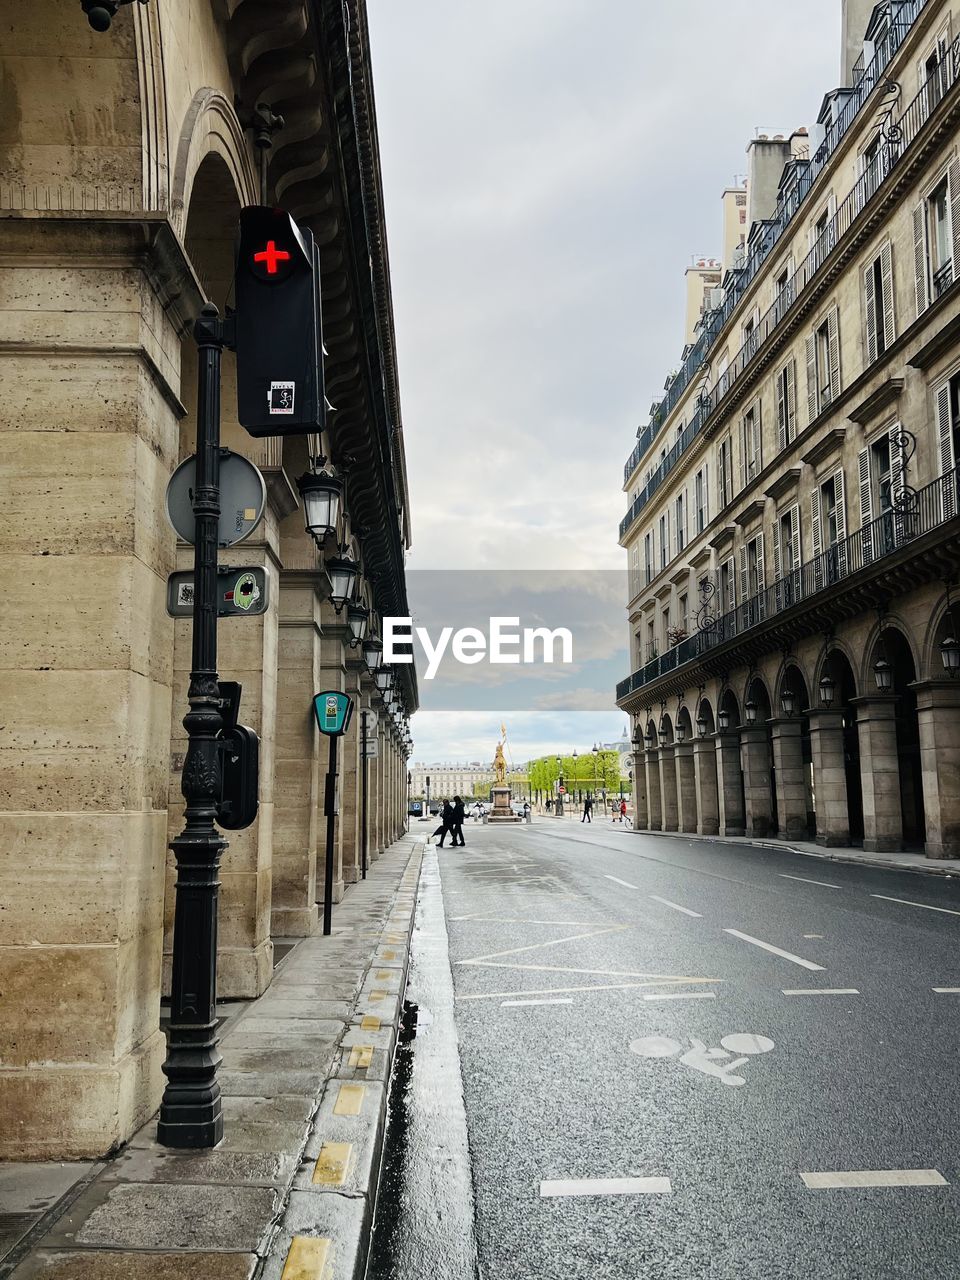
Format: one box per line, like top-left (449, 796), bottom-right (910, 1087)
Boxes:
top-left (312, 691), bottom-right (354, 933)
top-left (165, 449), bottom-right (266, 547)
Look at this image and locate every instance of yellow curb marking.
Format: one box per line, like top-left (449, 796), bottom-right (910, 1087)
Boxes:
top-left (368, 990), bottom-right (386, 1003)
top-left (334, 1083), bottom-right (365, 1116)
top-left (382, 950), bottom-right (397, 960)
top-left (312, 1142), bottom-right (352, 1186)
top-left (281, 1236), bottom-right (331, 1279)
top-left (348, 1045), bottom-right (374, 1069)
top-left (376, 970), bottom-right (392, 980)
top-left (361, 1015), bottom-right (381, 1031)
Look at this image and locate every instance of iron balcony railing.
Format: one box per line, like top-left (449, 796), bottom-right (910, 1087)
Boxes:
top-left (620, 23), bottom-right (960, 542)
top-left (622, 0), bottom-right (935, 491)
top-left (616, 467), bottom-right (959, 704)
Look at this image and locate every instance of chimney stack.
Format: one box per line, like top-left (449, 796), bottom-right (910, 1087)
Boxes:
top-left (841, 0), bottom-right (874, 86)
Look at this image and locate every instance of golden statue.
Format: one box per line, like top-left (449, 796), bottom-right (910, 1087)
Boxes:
top-left (493, 740), bottom-right (508, 787)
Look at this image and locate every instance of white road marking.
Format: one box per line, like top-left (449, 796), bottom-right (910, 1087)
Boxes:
top-left (649, 895), bottom-right (703, 918)
top-left (500, 998), bottom-right (573, 1008)
top-left (801, 1170), bottom-right (948, 1189)
top-left (642, 991), bottom-right (716, 1002)
top-left (932, 987), bottom-right (960, 993)
top-left (780, 874), bottom-right (841, 889)
top-left (540, 1177), bottom-right (671, 1198)
top-left (457, 978), bottom-right (720, 1001)
top-left (605, 875), bottom-right (639, 889)
top-left (724, 929), bottom-right (826, 971)
top-left (459, 924), bottom-right (627, 966)
top-left (871, 894), bottom-right (960, 917)
top-left (782, 988), bottom-right (859, 996)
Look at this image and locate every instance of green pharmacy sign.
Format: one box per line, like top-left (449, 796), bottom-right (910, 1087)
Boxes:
top-left (312, 690), bottom-right (353, 737)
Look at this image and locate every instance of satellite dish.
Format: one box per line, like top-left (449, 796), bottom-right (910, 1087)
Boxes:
top-left (165, 449), bottom-right (267, 547)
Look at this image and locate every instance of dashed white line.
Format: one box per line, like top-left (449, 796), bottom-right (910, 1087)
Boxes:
top-left (800, 1169), bottom-right (947, 1189)
top-left (872, 894), bottom-right (960, 917)
top-left (780, 874), bottom-right (841, 890)
top-left (500, 998), bottom-right (574, 1008)
top-left (649, 894), bottom-right (703, 918)
top-left (782, 988), bottom-right (859, 997)
top-left (540, 1177), bottom-right (672, 1198)
top-left (642, 991), bottom-right (716, 1002)
top-left (723, 929), bottom-right (826, 972)
top-left (932, 987), bottom-right (960, 993)
top-left (604, 875), bottom-right (639, 890)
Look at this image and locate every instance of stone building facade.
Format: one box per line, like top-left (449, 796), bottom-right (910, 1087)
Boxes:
top-left (408, 762), bottom-right (494, 801)
top-left (617, 0), bottom-right (960, 861)
top-left (0, 0), bottom-right (415, 1158)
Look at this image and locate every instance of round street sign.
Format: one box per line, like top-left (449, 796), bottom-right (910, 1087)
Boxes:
top-left (165, 449), bottom-right (267, 547)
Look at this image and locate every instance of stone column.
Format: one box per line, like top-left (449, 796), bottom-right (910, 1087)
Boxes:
top-left (716, 732), bottom-right (746, 835)
top-left (645, 749), bottom-right (662, 830)
top-left (339, 657), bottom-right (364, 885)
top-left (0, 220), bottom-right (197, 1157)
top-left (740, 726), bottom-right (774, 837)
top-left (694, 737), bottom-right (721, 835)
top-left (675, 741), bottom-right (698, 833)
top-left (853, 696), bottom-right (903, 852)
top-left (659, 744), bottom-right (679, 832)
top-left (632, 749), bottom-right (648, 828)
top-left (807, 708), bottom-right (849, 847)
top-left (271, 572), bottom-right (322, 937)
top-left (770, 718), bottom-right (807, 841)
top-left (914, 680), bottom-right (960, 858)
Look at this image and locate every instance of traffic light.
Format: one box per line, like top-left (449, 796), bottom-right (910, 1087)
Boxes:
top-left (234, 205), bottom-right (324, 437)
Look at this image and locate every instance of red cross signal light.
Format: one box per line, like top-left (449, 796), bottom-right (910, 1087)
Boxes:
top-left (252, 239), bottom-right (292, 278)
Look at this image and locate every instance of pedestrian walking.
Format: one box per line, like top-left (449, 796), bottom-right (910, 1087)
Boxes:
top-left (619, 797), bottom-right (628, 823)
top-left (582, 794), bottom-right (593, 823)
top-left (546, 797), bottom-right (552, 812)
top-left (434, 799), bottom-right (454, 848)
top-left (451, 795), bottom-right (466, 847)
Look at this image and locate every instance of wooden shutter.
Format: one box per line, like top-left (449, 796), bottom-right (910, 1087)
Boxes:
top-left (717, 445), bottom-right (725, 510)
top-left (702, 462), bottom-right (709, 525)
top-left (937, 382), bottom-right (956, 518)
top-left (806, 333), bottom-right (818, 422)
top-left (754, 401), bottom-right (762, 473)
top-left (827, 307), bottom-right (841, 403)
top-left (755, 532), bottom-right (766, 618)
top-left (834, 467), bottom-right (848, 575)
top-left (880, 242), bottom-right (896, 349)
top-left (812, 484), bottom-right (824, 589)
top-left (738, 418), bottom-right (747, 491)
top-left (951, 155), bottom-right (960, 275)
top-left (772, 518), bottom-right (783, 581)
top-left (725, 554), bottom-right (737, 609)
top-left (858, 447), bottom-right (874, 565)
top-left (786, 360), bottom-right (796, 442)
top-left (739, 544), bottom-right (748, 608)
top-left (789, 504), bottom-right (801, 570)
top-left (914, 202), bottom-right (929, 316)
top-left (864, 259), bottom-right (878, 364)
top-left (776, 368), bottom-right (788, 451)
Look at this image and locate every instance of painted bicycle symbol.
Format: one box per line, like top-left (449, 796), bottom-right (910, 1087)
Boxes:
top-left (629, 1033), bottom-right (775, 1088)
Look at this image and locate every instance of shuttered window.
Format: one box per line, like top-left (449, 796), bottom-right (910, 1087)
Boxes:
top-left (806, 307), bottom-right (841, 419)
top-left (864, 243), bottom-right (896, 363)
top-left (775, 360), bottom-right (797, 449)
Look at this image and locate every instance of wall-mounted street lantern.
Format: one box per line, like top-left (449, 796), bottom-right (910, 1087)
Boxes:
top-left (676, 721), bottom-right (687, 743)
top-left (941, 634), bottom-right (960, 675)
top-left (696, 714), bottom-right (708, 738)
top-left (717, 707), bottom-right (731, 732)
top-left (644, 728), bottom-right (655, 749)
top-left (347, 602), bottom-right (369, 648)
top-left (362, 634), bottom-right (383, 673)
top-left (298, 469), bottom-right (343, 542)
top-left (375, 668), bottom-right (393, 694)
top-left (744, 699), bottom-right (758, 725)
top-left (780, 685), bottom-right (798, 718)
top-left (81, 0), bottom-right (147, 32)
top-left (325, 555), bottom-right (359, 612)
top-left (657, 720), bottom-right (669, 747)
top-left (873, 658), bottom-right (893, 692)
top-left (631, 723), bottom-right (643, 749)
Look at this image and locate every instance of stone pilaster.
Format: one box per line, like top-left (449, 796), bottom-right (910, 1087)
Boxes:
top-left (914, 680), bottom-right (960, 858)
top-left (807, 708), bottom-right (850, 847)
top-left (694, 737), bottom-right (721, 836)
top-left (675, 741), bottom-right (698, 833)
top-left (339, 657), bottom-right (364, 885)
top-left (853, 695), bottom-right (903, 852)
top-left (770, 718), bottom-right (808, 841)
top-left (645, 749), bottom-right (662, 830)
top-left (632, 749), bottom-right (648, 828)
top-left (659, 744), bottom-right (679, 832)
top-left (740, 726), bottom-right (774, 838)
top-left (716, 732), bottom-right (746, 836)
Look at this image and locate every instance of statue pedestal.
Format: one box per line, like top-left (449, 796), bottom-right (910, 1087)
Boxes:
top-left (486, 786), bottom-right (521, 824)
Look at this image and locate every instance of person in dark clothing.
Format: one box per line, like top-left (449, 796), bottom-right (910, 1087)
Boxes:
top-left (582, 793), bottom-right (593, 823)
top-left (434, 800), bottom-right (454, 847)
top-left (450, 796), bottom-right (466, 846)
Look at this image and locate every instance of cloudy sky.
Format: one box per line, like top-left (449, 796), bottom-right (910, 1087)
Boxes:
top-left (367, 0), bottom-right (839, 765)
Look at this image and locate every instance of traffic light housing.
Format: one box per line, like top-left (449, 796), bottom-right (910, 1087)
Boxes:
top-left (234, 205), bottom-right (324, 437)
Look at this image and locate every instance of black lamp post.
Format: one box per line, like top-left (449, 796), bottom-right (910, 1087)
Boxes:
top-left (556, 753), bottom-right (564, 816)
top-left (158, 304), bottom-right (227, 1149)
top-left (572, 748), bottom-right (579, 805)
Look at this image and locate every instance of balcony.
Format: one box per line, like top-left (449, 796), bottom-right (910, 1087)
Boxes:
top-left (616, 468), bottom-right (960, 706)
top-left (622, 0), bottom-right (939, 494)
top-left (620, 23), bottom-right (960, 543)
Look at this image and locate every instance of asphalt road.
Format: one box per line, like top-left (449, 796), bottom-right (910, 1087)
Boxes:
top-left (376, 819), bottom-right (960, 1280)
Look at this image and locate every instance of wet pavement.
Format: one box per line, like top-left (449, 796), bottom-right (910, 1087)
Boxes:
top-left (372, 819), bottom-right (960, 1279)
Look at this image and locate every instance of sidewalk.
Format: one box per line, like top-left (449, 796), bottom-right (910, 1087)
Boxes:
top-left (628, 827), bottom-right (960, 878)
top-left (0, 834), bottom-right (424, 1280)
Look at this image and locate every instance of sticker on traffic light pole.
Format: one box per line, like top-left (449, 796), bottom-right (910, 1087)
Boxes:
top-left (313, 690), bottom-right (354, 737)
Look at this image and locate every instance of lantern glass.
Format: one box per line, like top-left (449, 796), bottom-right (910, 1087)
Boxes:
top-left (347, 603), bottom-right (369, 647)
top-left (745, 699), bottom-right (758, 725)
top-left (632, 724), bottom-right (643, 748)
top-left (643, 731), bottom-right (655, 749)
top-left (819, 674), bottom-right (837, 707)
top-left (873, 658), bottom-right (893, 692)
top-left (362, 634), bottom-right (383, 672)
top-left (658, 724), bottom-right (668, 747)
top-left (940, 635), bottom-right (960, 674)
top-left (717, 708), bottom-right (731, 731)
top-left (780, 688), bottom-right (797, 718)
top-left (297, 471), bottom-right (342, 540)
top-left (325, 556), bottom-right (358, 611)
top-left (696, 715), bottom-right (708, 738)
top-left (676, 722), bottom-right (686, 743)
top-left (375, 668), bottom-right (393, 693)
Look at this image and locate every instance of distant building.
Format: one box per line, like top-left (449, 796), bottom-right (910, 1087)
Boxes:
top-left (684, 257), bottom-right (723, 344)
top-left (409, 762), bottom-right (495, 799)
